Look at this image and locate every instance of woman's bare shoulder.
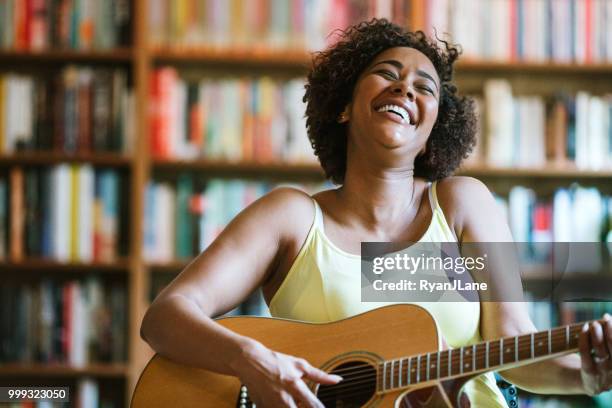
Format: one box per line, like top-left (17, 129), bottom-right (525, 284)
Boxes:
top-left (436, 176), bottom-right (491, 202)
top-left (434, 176), bottom-right (499, 229)
top-left (258, 186), bottom-right (315, 217)
top-left (252, 186), bottom-right (322, 237)
top-left (435, 176), bottom-right (511, 241)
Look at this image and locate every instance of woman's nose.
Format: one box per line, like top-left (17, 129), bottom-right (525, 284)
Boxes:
top-left (392, 83), bottom-right (415, 101)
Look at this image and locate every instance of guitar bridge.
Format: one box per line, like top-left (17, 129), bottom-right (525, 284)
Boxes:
top-left (236, 385), bottom-right (256, 408)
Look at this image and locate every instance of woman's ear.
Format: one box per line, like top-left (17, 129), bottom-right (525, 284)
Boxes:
top-left (337, 105), bottom-right (351, 123)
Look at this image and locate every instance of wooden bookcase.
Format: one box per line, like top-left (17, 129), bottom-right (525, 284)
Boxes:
top-left (0, 0), bottom-right (611, 406)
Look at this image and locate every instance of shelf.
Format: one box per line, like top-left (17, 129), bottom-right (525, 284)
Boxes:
top-left (0, 259), bottom-right (131, 273)
top-left (152, 47), bottom-right (312, 69)
top-left (0, 152), bottom-right (132, 167)
top-left (458, 165), bottom-right (612, 179)
top-left (0, 48), bottom-right (133, 63)
top-left (150, 48), bottom-right (612, 75)
top-left (0, 363), bottom-right (129, 378)
top-left (457, 60), bottom-right (612, 74)
top-left (152, 158), bottom-right (324, 178)
top-left (152, 159), bottom-right (612, 180)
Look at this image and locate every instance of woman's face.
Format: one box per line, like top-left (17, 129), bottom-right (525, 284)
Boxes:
top-left (344, 46), bottom-right (440, 164)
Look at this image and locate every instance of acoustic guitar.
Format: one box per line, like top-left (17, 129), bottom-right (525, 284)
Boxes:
top-left (132, 304), bottom-right (594, 407)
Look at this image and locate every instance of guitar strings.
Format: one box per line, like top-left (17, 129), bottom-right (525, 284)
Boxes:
top-left (325, 328), bottom-right (577, 378)
top-left (316, 378), bottom-right (377, 399)
top-left (312, 331), bottom-right (578, 399)
top-left (323, 329), bottom-right (578, 378)
top-left (317, 386), bottom-right (377, 401)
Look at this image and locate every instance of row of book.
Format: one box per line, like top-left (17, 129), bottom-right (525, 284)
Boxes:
top-left (0, 277), bottom-right (126, 365)
top-left (143, 179), bottom-right (611, 264)
top-left (0, 67), bottom-right (134, 154)
top-left (150, 68), bottom-right (314, 162)
top-left (416, 0), bottom-right (612, 63)
top-left (148, 0), bottom-right (612, 64)
top-left (498, 185), bottom-right (611, 272)
top-left (501, 185), bottom-right (612, 244)
top-left (0, 0), bottom-right (131, 51)
top-left (0, 165), bottom-right (123, 262)
top-left (476, 81), bottom-right (612, 170)
top-left (144, 178), bottom-right (328, 262)
top-left (150, 69), bottom-right (612, 170)
top-left (148, 0), bottom-right (411, 51)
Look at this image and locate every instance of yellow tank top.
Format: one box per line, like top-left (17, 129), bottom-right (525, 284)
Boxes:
top-left (269, 181), bottom-right (509, 407)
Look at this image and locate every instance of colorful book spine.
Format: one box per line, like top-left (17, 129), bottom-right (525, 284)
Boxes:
top-left (148, 0), bottom-right (413, 51)
top-left (143, 178), bottom-right (330, 262)
top-left (0, 68), bottom-right (133, 154)
top-left (149, 68), bottom-right (316, 163)
top-left (0, 0), bottom-right (130, 50)
top-left (0, 165), bottom-right (122, 263)
top-left (476, 80), bottom-right (612, 170)
top-left (0, 277), bottom-right (126, 367)
top-left (417, 0), bottom-right (612, 62)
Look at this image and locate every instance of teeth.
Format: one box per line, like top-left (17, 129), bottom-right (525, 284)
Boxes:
top-left (376, 104), bottom-right (410, 123)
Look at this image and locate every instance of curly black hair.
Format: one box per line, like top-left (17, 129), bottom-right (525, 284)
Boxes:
top-left (303, 18), bottom-right (477, 184)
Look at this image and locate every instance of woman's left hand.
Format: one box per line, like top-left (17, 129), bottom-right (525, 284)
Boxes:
top-left (579, 313), bottom-right (612, 396)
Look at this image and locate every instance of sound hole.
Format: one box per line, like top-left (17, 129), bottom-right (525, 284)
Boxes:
top-left (316, 361), bottom-right (376, 408)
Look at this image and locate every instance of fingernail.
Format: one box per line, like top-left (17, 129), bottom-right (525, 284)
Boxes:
top-left (604, 313), bottom-right (611, 320)
top-left (582, 323), bottom-right (589, 332)
top-left (331, 374), bottom-right (343, 382)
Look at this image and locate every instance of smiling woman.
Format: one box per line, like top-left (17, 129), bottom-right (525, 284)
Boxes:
top-left (304, 20), bottom-right (477, 184)
top-left (140, 18), bottom-right (612, 408)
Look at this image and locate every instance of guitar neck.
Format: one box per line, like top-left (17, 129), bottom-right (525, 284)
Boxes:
top-left (378, 320), bottom-right (596, 392)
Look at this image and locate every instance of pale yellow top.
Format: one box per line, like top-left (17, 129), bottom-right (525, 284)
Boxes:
top-left (269, 181), bottom-right (509, 407)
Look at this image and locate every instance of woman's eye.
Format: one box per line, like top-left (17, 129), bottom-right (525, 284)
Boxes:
top-left (418, 86), bottom-right (434, 95)
top-left (378, 70), bottom-right (397, 80)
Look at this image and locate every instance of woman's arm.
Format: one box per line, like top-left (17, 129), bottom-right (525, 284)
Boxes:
top-left (437, 177), bottom-right (610, 396)
top-left (140, 187), bottom-right (340, 407)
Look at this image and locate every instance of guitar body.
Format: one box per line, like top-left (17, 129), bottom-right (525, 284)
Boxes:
top-left (132, 304), bottom-right (474, 407)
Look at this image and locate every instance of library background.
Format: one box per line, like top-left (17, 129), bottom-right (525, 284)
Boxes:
top-left (0, 0), bottom-right (611, 407)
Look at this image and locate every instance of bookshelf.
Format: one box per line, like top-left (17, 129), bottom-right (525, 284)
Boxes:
top-left (0, 49), bottom-right (134, 63)
top-left (152, 47), bottom-right (612, 74)
top-left (0, 259), bottom-right (131, 273)
top-left (0, 152), bottom-right (132, 166)
top-left (152, 159), bottom-right (612, 180)
top-left (0, 0), bottom-right (610, 407)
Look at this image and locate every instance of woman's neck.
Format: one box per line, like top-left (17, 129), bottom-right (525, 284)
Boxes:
top-left (336, 162), bottom-right (419, 232)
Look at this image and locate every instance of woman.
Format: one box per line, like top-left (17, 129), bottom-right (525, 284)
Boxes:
top-left (141, 19), bottom-right (612, 407)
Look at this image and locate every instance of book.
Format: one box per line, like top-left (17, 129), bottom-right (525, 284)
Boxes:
top-left (0, 0), bottom-right (131, 50)
top-left (150, 69), bottom-right (317, 163)
top-left (9, 166), bottom-right (25, 262)
top-left (0, 277), bottom-right (126, 365)
top-left (147, 0), bottom-right (413, 51)
top-left (480, 80), bottom-right (612, 169)
top-left (0, 68), bottom-right (133, 154)
top-left (143, 178), bottom-right (329, 261)
top-left (418, 0), bottom-right (612, 62)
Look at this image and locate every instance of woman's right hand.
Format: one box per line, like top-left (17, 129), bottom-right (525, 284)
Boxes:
top-left (231, 340), bottom-right (342, 407)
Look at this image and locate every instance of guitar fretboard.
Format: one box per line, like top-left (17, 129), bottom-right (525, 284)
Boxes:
top-left (377, 322), bottom-right (588, 392)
